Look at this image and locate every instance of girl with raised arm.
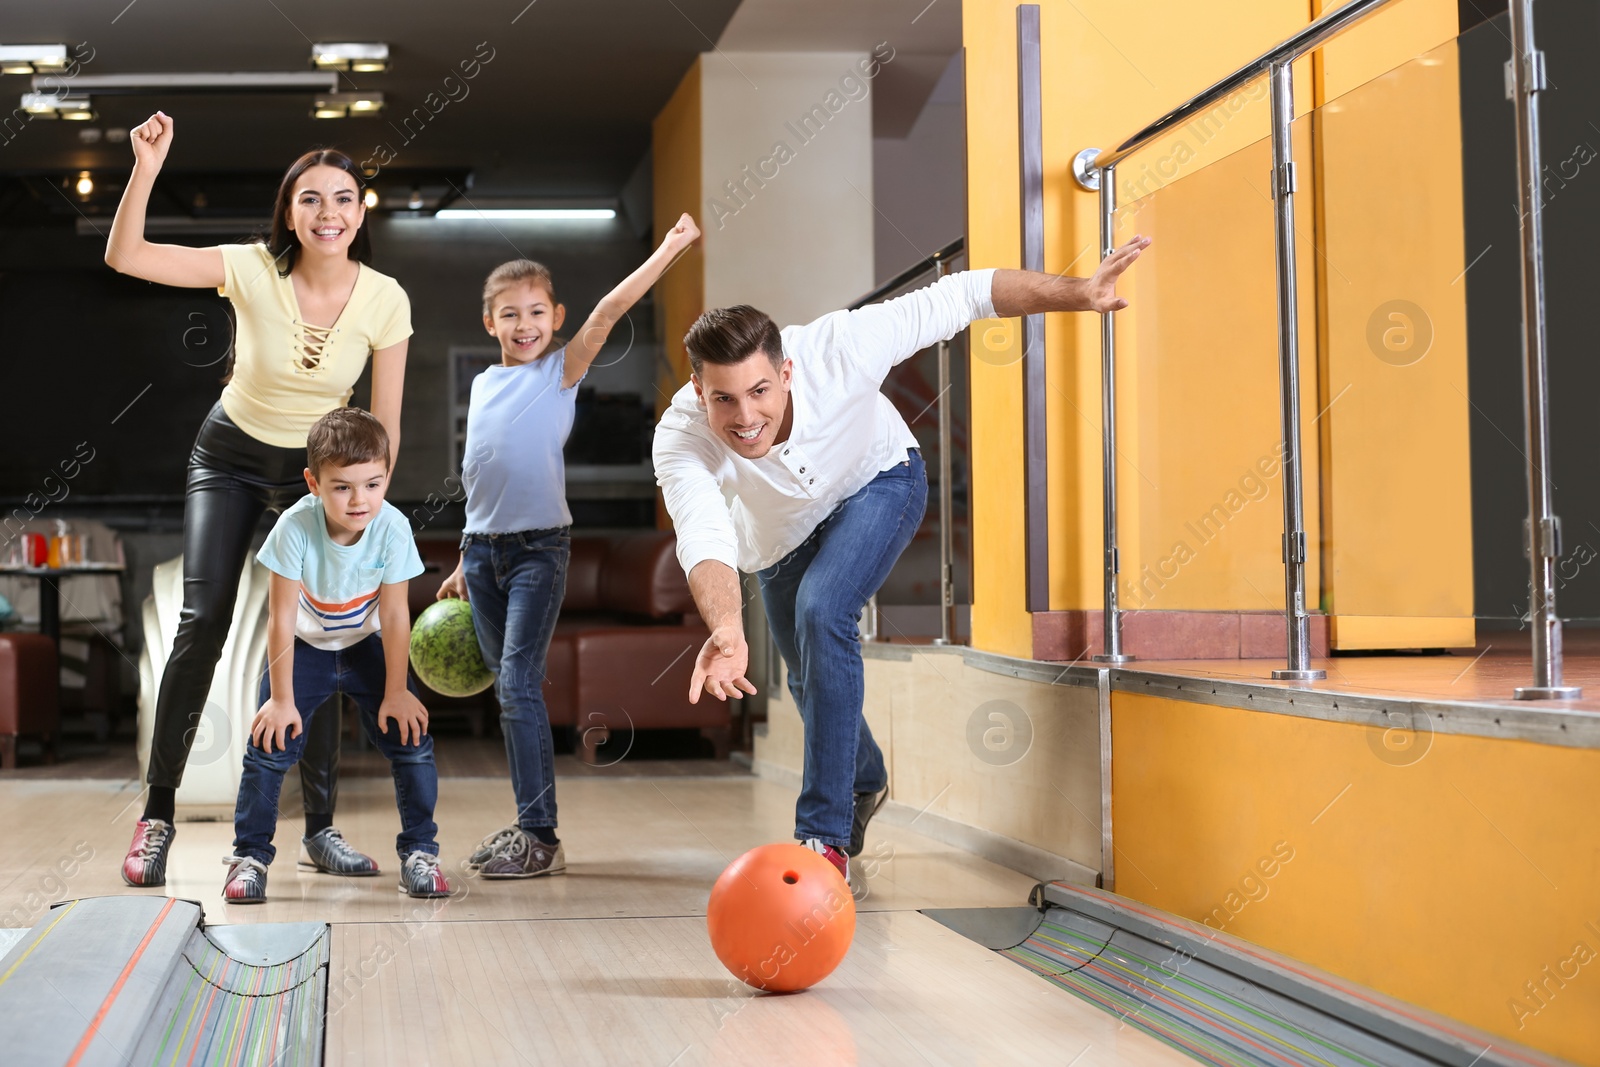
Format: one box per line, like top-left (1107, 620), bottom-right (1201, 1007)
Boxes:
top-left (436, 213), bottom-right (701, 878)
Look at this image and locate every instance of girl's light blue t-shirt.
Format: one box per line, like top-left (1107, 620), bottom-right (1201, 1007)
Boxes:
top-left (462, 346), bottom-right (583, 534)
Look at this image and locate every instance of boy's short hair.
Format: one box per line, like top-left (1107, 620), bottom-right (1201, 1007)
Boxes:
top-left (307, 407), bottom-right (390, 477)
top-left (482, 259), bottom-right (557, 316)
top-left (684, 305), bottom-right (783, 375)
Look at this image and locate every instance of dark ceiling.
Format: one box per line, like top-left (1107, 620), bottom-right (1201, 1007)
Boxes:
top-left (0, 0), bottom-right (744, 204)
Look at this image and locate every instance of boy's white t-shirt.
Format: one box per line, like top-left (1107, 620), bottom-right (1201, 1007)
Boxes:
top-left (256, 494), bottom-right (424, 651)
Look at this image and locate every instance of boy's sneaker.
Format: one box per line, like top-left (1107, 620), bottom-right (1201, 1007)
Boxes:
top-left (802, 838), bottom-right (851, 888)
top-left (298, 827), bottom-right (380, 876)
top-left (222, 854), bottom-right (268, 904)
top-left (479, 829), bottom-right (566, 879)
top-left (121, 819), bottom-right (175, 887)
top-left (399, 851), bottom-right (452, 899)
top-left (848, 787), bottom-right (888, 857)
top-left (466, 826), bottom-right (521, 870)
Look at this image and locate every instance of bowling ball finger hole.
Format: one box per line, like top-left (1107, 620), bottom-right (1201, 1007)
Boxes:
top-left (783, 871), bottom-right (798, 884)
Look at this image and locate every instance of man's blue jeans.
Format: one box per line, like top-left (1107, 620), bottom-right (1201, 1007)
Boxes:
top-left (758, 450), bottom-right (927, 849)
top-left (461, 527), bottom-right (568, 832)
top-left (234, 634), bottom-right (439, 865)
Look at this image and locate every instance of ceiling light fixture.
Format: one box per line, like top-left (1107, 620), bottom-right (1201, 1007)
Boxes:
top-left (75, 171), bottom-right (93, 197)
top-left (21, 92), bottom-right (94, 120)
top-left (434, 208), bottom-right (617, 221)
top-left (363, 188), bottom-right (379, 209)
top-left (311, 92), bottom-right (384, 119)
top-left (0, 44), bottom-right (70, 76)
top-left (312, 43), bottom-right (390, 73)
top-left (64, 72), bottom-right (336, 93)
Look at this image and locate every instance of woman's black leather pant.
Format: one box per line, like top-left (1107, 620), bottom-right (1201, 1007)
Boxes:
top-left (144, 402), bottom-right (341, 815)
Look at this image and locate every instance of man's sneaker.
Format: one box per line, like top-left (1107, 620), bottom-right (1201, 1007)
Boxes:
top-left (399, 851), bottom-right (452, 899)
top-left (848, 787), bottom-right (888, 857)
top-left (479, 829), bottom-right (566, 879)
top-left (121, 819), bottom-right (175, 887)
top-left (465, 826), bottom-right (520, 870)
top-left (298, 827), bottom-right (380, 876)
top-left (802, 838), bottom-right (851, 888)
top-left (222, 854), bottom-right (268, 904)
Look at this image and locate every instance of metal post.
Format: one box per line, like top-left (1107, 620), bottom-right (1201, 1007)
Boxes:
top-left (1093, 163), bottom-right (1131, 664)
top-left (933, 255), bottom-right (960, 646)
top-left (1018, 4), bottom-right (1050, 613)
top-left (1267, 61), bottom-right (1324, 682)
top-left (1509, 0), bottom-right (1579, 699)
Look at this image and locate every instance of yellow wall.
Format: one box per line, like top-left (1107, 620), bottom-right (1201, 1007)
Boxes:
top-left (1112, 692), bottom-right (1600, 1065)
top-left (757, 649), bottom-right (1104, 876)
top-left (962, 0), bottom-right (1474, 653)
top-left (652, 59), bottom-right (704, 406)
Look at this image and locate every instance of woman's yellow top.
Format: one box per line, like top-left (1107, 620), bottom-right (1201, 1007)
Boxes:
top-left (216, 242), bottom-right (412, 447)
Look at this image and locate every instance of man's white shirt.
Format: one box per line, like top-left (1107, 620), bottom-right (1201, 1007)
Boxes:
top-left (653, 268), bottom-right (997, 576)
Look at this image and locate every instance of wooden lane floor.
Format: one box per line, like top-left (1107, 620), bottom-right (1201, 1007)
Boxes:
top-left (0, 775), bottom-right (1196, 1064)
top-left (0, 776), bottom-right (1038, 925)
top-left (323, 911), bottom-right (1194, 1066)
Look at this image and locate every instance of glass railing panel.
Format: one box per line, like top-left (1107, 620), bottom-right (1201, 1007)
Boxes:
top-left (1110, 128), bottom-right (1301, 617)
top-left (874, 251), bottom-right (973, 642)
top-left (1309, 12), bottom-right (1586, 650)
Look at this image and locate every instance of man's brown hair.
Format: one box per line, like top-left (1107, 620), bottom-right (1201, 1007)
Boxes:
top-left (307, 406), bottom-right (390, 477)
top-left (683, 305), bottom-right (783, 375)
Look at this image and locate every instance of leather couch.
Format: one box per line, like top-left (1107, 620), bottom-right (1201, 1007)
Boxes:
top-left (411, 531), bottom-right (724, 763)
top-left (0, 633), bottom-right (58, 769)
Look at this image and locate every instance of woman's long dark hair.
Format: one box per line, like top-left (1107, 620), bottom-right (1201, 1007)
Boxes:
top-left (266, 149), bottom-right (373, 278)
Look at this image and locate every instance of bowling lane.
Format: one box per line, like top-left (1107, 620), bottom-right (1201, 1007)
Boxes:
top-left (5, 774), bottom-right (1181, 1064)
top-left (324, 910), bottom-right (1195, 1066)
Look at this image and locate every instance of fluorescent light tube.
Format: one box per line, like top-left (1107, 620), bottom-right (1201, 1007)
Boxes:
top-left (433, 208), bottom-right (616, 221)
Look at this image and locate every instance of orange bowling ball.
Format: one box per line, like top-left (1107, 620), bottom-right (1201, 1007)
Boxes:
top-left (707, 843), bottom-right (856, 992)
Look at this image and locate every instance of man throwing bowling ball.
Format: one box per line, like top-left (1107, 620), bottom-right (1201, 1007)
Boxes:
top-left (653, 237), bottom-right (1151, 886)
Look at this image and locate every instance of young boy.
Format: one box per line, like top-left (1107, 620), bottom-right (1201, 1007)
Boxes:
top-left (223, 407), bottom-right (450, 903)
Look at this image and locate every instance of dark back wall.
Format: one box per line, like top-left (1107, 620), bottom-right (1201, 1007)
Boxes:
top-left (1461, 3), bottom-right (1600, 625)
top-left (0, 213), bottom-right (658, 506)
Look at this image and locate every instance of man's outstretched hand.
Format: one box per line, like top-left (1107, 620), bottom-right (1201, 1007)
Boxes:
top-left (990, 235), bottom-right (1152, 317)
top-left (690, 625), bottom-right (758, 703)
top-left (1084, 235), bottom-right (1151, 313)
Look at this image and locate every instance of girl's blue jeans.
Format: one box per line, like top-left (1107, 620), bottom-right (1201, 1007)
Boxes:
top-left (462, 527), bottom-right (569, 832)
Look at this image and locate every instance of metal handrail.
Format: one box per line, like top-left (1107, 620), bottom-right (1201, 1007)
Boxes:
top-left (847, 238), bottom-right (964, 311)
top-left (848, 238), bottom-right (967, 646)
top-left (1072, 2), bottom-right (1574, 696)
top-left (1086, 0), bottom-right (1397, 174)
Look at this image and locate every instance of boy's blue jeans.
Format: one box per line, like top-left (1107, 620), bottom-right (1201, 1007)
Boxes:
top-left (461, 527), bottom-right (569, 832)
top-left (758, 450), bottom-right (927, 849)
top-left (233, 634), bottom-right (439, 865)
